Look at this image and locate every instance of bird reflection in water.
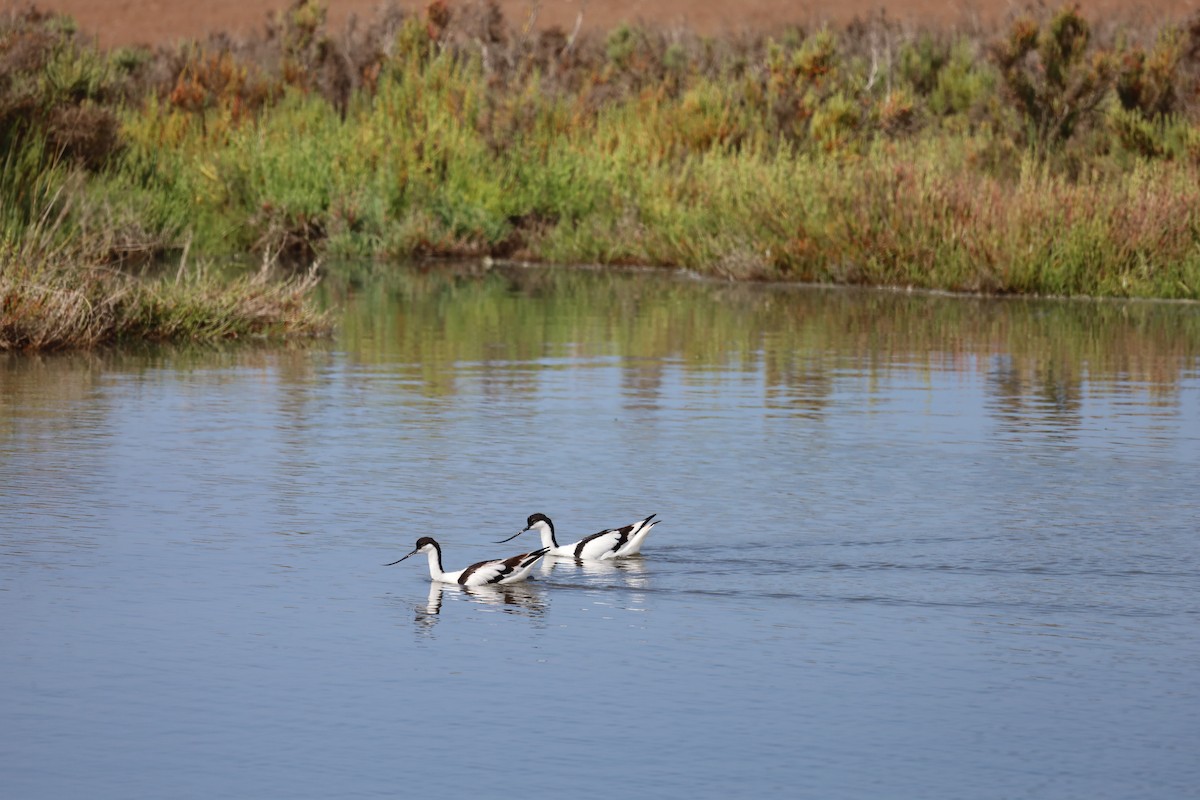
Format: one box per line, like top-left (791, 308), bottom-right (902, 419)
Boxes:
top-left (415, 580), bottom-right (548, 632)
top-left (539, 553), bottom-right (649, 589)
top-left (537, 555), bottom-right (652, 614)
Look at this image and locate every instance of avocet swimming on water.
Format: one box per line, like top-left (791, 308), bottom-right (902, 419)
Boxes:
top-left (496, 513), bottom-right (659, 560)
top-left (386, 537), bottom-right (549, 586)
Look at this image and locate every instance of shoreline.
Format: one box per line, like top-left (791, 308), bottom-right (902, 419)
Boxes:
top-left (487, 257), bottom-right (1200, 306)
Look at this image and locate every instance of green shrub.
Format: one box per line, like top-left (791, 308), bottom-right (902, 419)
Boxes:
top-left (992, 6), bottom-right (1117, 148)
top-left (1115, 26), bottom-right (1186, 119)
top-left (898, 32), bottom-right (951, 95)
top-left (930, 40), bottom-right (994, 118)
top-left (0, 8), bottom-right (126, 169)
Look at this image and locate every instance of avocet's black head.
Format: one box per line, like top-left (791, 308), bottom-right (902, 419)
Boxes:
top-left (385, 536), bottom-right (439, 566)
top-left (526, 513), bottom-right (552, 530)
top-left (495, 513), bottom-right (554, 545)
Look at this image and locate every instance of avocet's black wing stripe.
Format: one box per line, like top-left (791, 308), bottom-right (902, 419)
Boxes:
top-left (458, 558), bottom-right (500, 585)
top-left (458, 556), bottom-right (517, 585)
top-left (574, 525), bottom-right (636, 558)
top-left (458, 548), bottom-right (548, 585)
top-left (573, 533), bottom-right (598, 559)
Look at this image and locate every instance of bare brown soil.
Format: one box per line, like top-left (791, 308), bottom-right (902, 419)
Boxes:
top-left (19, 0), bottom-right (1200, 49)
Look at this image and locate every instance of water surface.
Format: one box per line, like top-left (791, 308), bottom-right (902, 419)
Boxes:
top-left (3, 264), bottom-right (1198, 799)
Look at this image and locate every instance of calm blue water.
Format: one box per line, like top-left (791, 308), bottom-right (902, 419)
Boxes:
top-left (2, 265), bottom-right (1199, 799)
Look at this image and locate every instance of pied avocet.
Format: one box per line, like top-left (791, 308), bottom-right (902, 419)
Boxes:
top-left (496, 513), bottom-right (659, 560)
top-left (386, 537), bottom-right (549, 586)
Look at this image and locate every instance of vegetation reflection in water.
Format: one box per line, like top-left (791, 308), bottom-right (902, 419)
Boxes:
top-left (5, 261), bottom-right (1197, 440)
top-left (322, 261), bottom-right (1200, 414)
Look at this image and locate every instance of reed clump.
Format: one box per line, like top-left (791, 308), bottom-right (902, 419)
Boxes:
top-left (1, 249), bottom-right (332, 350)
top-left (4, 0), bottom-right (1200, 327)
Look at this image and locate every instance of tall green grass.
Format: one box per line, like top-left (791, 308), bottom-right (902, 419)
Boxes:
top-left (99, 2), bottom-right (1200, 299)
top-left (117, 73), bottom-right (1200, 299)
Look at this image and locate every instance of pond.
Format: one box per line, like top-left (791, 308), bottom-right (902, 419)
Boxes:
top-left (2, 263), bottom-right (1198, 799)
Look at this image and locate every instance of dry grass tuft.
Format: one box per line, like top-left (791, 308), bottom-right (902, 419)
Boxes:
top-left (1, 257), bottom-right (332, 351)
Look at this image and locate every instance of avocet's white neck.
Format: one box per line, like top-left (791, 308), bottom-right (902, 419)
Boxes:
top-left (423, 546), bottom-right (446, 581)
top-left (532, 520), bottom-right (557, 549)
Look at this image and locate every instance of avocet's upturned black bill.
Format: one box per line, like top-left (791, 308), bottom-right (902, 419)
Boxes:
top-left (495, 513), bottom-right (659, 560)
top-left (386, 536), bottom-right (549, 586)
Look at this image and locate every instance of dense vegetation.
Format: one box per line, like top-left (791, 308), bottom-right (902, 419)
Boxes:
top-left (3, 1), bottom-right (1200, 348)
